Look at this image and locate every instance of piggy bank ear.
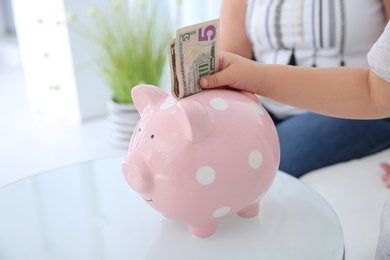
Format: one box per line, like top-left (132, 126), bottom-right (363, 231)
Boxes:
top-left (177, 100), bottom-right (213, 142)
top-left (131, 84), bottom-right (168, 115)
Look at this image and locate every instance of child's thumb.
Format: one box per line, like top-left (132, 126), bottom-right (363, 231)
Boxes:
top-left (200, 71), bottom-right (227, 89)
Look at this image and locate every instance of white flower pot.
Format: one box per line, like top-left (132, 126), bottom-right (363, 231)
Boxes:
top-left (107, 99), bottom-right (140, 149)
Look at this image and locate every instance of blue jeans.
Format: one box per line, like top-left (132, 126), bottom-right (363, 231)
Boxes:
top-left (272, 112), bottom-right (390, 178)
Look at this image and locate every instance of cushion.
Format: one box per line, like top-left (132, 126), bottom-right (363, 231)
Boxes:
top-left (300, 148), bottom-right (390, 260)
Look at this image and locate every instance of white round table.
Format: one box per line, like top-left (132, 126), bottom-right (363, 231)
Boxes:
top-left (0, 157), bottom-right (344, 260)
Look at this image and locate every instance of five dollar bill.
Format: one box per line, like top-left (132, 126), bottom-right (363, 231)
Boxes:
top-left (169, 19), bottom-right (220, 99)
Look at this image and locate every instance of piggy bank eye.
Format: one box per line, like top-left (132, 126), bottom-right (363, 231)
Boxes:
top-left (150, 134), bottom-right (155, 139)
top-left (138, 128), bottom-right (141, 132)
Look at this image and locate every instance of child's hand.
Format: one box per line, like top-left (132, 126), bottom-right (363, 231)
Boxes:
top-left (200, 52), bottom-right (266, 95)
top-left (380, 162), bottom-right (390, 188)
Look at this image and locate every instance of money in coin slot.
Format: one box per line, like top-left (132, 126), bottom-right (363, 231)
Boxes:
top-left (169, 19), bottom-right (220, 99)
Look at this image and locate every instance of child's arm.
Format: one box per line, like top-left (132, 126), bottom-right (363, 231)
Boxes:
top-left (257, 63), bottom-right (390, 119)
top-left (200, 54), bottom-right (390, 119)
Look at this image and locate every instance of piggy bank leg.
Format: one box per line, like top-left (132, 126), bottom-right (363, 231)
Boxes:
top-left (187, 223), bottom-right (218, 238)
top-left (237, 202), bottom-right (260, 218)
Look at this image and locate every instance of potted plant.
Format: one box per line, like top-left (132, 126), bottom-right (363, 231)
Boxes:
top-left (67, 0), bottom-right (175, 147)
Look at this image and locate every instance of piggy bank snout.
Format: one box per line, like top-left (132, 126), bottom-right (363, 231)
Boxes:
top-left (122, 153), bottom-right (153, 193)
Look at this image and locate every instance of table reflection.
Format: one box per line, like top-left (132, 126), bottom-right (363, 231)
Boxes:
top-left (0, 157), bottom-right (344, 260)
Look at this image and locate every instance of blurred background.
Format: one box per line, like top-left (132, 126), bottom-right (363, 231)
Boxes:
top-left (0, 0), bottom-right (222, 187)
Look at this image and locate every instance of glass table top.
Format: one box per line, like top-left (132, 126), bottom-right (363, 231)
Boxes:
top-left (0, 157), bottom-right (344, 260)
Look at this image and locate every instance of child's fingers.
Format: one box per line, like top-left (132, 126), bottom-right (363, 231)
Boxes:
top-left (200, 69), bottom-right (234, 89)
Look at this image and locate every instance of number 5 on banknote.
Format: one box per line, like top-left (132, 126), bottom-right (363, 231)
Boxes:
top-left (198, 25), bottom-right (217, 41)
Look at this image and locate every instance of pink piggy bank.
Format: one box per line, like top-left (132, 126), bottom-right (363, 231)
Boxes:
top-left (122, 85), bottom-right (280, 237)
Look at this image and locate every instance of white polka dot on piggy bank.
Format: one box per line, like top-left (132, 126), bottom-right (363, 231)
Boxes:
top-left (122, 85), bottom-right (280, 238)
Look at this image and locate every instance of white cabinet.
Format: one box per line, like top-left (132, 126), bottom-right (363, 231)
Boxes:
top-left (12, 0), bottom-right (110, 122)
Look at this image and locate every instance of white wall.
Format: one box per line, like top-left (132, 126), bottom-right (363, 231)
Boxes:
top-left (12, 0), bottom-right (222, 121)
top-left (173, 0), bottom-right (222, 27)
